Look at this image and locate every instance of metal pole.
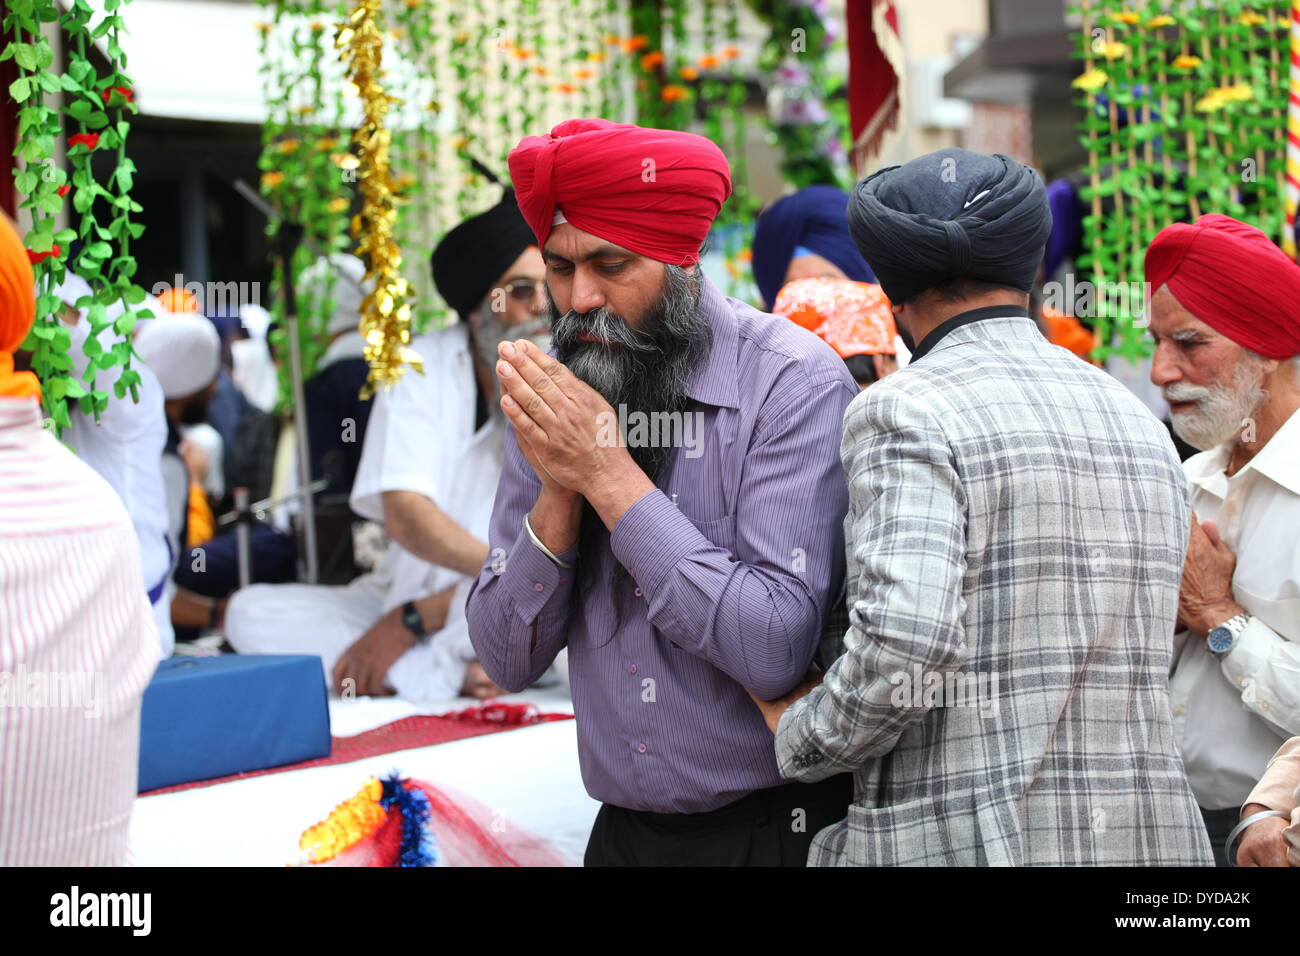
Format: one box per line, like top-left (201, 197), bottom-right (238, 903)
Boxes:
top-left (284, 294), bottom-right (319, 585)
top-left (234, 486), bottom-right (252, 591)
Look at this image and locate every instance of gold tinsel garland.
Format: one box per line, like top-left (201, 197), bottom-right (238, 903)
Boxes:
top-left (337, 0), bottom-right (423, 395)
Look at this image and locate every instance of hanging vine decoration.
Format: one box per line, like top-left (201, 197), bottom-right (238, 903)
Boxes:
top-left (1070, 0), bottom-right (1290, 363)
top-left (256, 0), bottom-right (353, 409)
top-left (337, 0), bottom-right (422, 395)
top-left (5, 0), bottom-right (148, 433)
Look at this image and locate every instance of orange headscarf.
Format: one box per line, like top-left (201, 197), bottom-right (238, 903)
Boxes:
top-left (0, 214), bottom-right (40, 401)
top-left (772, 277), bottom-right (897, 358)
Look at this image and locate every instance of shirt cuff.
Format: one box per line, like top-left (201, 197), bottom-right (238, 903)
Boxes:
top-left (773, 686), bottom-right (836, 783)
top-left (503, 521), bottom-right (577, 629)
top-left (608, 489), bottom-right (705, 594)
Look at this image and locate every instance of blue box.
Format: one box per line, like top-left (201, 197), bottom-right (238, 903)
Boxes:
top-left (138, 655), bottom-right (331, 792)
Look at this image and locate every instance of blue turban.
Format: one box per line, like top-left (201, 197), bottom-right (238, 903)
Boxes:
top-left (751, 185), bottom-right (876, 310)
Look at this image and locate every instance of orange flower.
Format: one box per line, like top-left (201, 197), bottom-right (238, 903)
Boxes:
top-left (697, 53), bottom-right (720, 70)
top-left (534, 66), bottom-right (549, 76)
top-left (1172, 54), bottom-right (1202, 69)
top-left (573, 68), bottom-right (595, 80)
top-left (260, 171), bottom-right (284, 190)
top-left (622, 35), bottom-right (648, 52)
top-left (604, 34), bottom-right (620, 46)
top-left (512, 47), bottom-right (533, 59)
top-left (327, 197), bottom-right (349, 213)
top-left (1113, 11), bottom-right (1139, 25)
top-left (736, 248), bottom-right (753, 262)
top-left (720, 46), bottom-right (740, 60)
top-left (679, 65), bottom-right (699, 81)
top-left (661, 84), bottom-right (690, 102)
top-left (640, 51), bottom-right (665, 70)
top-left (587, 50), bottom-right (606, 62)
top-left (552, 83), bottom-right (579, 94)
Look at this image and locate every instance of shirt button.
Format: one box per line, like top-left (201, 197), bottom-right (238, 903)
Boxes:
top-left (634, 587), bottom-right (643, 597)
top-left (629, 664), bottom-right (637, 674)
top-left (636, 743), bottom-right (647, 754)
top-left (533, 582), bottom-right (544, 592)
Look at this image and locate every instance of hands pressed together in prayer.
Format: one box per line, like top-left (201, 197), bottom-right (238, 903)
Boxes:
top-left (495, 339), bottom-right (654, 535)
top-left (1179, 512), bottom-right (1244, 636)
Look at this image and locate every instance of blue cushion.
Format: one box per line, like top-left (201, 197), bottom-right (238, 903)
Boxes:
top-left (139, 655), bottom-right (331, 792)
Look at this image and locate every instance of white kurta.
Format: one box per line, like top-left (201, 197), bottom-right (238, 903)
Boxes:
top-left (1171, 407), bottom-right (1300, 809)
top-left (0, 397), bottom-right (158, 865)
top-left (226, 323), bottom-right (506, 699)
top-left (64, 317), bottom-right (175, 659)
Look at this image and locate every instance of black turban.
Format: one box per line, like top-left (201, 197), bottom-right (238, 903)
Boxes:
top-left (846, 148), bottom-right (1051, 304)
top-left (431, 188), bottom-right (537, 320)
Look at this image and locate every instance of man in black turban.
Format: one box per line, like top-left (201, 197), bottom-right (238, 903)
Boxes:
top-left (757, 147), bottom-right (1212, 867)
top-left (226, 187), bottom-right (554, 703)
top-left (845, 147), bottom-right (1050, 357)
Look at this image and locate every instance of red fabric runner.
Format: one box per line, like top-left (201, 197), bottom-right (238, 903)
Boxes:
top-left (141, 703), bottom-right (573, 797)
top-left (847, 0), bottom-right (903, 174)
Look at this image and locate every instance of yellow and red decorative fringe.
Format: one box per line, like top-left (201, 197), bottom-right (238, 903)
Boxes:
top-left (296, 773), bottom-right (438, 867)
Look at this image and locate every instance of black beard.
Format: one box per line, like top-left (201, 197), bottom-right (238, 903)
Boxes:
top-left (178, 396), bottom-right (210, 425)
top-left (550, 266), bottom-right (710, 482)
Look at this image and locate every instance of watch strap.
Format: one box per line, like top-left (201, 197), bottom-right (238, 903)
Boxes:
top-left (400, 600), bottom-right (427, 642)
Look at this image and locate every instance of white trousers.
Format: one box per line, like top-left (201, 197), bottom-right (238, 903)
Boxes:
top-left (224, 570), bottom-right (476, 701)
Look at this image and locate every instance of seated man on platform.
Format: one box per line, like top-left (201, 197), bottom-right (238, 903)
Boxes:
top-left (467, 119), bottom-right (856, 865)
top-left (226, 189), bottom-right (552, 700)
top-left (0, 213), bottom-right (158, 864)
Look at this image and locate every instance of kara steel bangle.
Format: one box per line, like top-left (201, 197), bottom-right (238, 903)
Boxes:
top-left (523, 512), bottom-right (573, 569)
top-left (1225, 808), bottom-right (1290, 867)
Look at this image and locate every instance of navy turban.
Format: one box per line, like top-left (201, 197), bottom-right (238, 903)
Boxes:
top-left (846, 149), bottom-right (1051, 304)
top-left (751, 184), bottom-right (876, 310)
top-left (431, 188), bottom-right (538, 321)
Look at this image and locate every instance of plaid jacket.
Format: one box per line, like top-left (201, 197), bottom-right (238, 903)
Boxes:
top-left (775, 315), bottom-right (1213, 866)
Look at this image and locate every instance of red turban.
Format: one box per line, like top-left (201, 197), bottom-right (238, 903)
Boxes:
top-left (508, 118), bottom-right (732, 266)
top-left (1145, 213), bottom-right (1300, 360)
top-left (0, 214), bottom-right (39, 401)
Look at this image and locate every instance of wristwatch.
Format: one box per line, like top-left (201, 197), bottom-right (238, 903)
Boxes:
top-left (400, 600), bottom-right (429, 644)
top-left (1207, 612), bottom-right (1251, 656)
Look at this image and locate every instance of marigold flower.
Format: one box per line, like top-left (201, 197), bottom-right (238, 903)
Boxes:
top-left (640, 51), bottom-right (665, 70)
top-left (661, 84), bottom-right (690, 102)
top-left (698, 53), bottom-right (720, 69)
top-left (1146, 14), bottom-right (1175, 28)
top-left (1172, 54), bottom-right (1202, 69)
top-left (260, 171), bottom-right (284, 189)
top-left (679, 65), bottom-right (699, 81)
top-left (1097, 41), bottom-right (1129, 60)
top-left (1072, 69), bottom-right (1109, 92)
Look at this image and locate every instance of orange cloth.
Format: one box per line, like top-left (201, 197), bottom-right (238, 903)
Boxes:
top-left (0, 215), bottom-right (40, 400)
top-left (186, 482), bottom-right (214, 549)
top-left (772, 277), bottom-right (897, 358)
top-left (1041, 305), bottom-right (1098, 359)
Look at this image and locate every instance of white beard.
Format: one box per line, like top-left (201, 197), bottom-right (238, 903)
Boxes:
top-left (1164, 360), bottom-right (1266, 451)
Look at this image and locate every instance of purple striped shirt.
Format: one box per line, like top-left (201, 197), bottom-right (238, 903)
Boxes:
top-left (466, 277), bottom-right (857, 813)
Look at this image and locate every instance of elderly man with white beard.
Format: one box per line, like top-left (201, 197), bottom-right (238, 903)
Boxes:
top-left (1146, 213), bottom-right (1300, 866)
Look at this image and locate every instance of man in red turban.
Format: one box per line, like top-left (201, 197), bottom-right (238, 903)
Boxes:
top-left (468, 119), bottom-right (858, 865)
top-left (1146, 213), bottom-right (1300, 865)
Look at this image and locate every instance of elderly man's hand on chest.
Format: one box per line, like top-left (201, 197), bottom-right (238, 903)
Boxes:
top-left (1179, 513), bottom-right (1246, 636)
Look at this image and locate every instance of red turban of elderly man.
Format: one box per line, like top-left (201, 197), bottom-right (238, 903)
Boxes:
top-left (1145, 213), bottom-right (1300, 360)
top-left (508, 118), bottom-right (732, 266)
top-left (0, 214), bottom-right (39, 400)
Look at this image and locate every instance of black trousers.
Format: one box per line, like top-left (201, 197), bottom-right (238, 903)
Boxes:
top-left (584, 774), bottom-right (853, 867)
top-left (1201, 806), bottom-right (1237, 867)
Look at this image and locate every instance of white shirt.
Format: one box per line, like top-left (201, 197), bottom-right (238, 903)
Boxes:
top-left (1170, 407), bottom-right (1300, 809)
top-left (350, 323), bottom-right (504, 616)
top-left (0, 397), bottom-right (159, 864)
top-left (63, 318), bottom-right (175, 659)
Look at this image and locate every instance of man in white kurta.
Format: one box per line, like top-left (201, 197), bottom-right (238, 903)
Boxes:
top-left (226, 191), bottom-right (553, 700)
top-left (1146, 214), bottom-right (1300, 864)
top-left (57, 276), bottom-right (175, 658)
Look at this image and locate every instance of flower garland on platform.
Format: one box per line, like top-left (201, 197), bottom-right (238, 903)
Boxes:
top-left (5, 0), bottom-right (148, 432)
top-left (1070, 0), bottom-right (1290, 363)
top-left (296, 773), bottom-right (437, 866)
top-left (337, 0), bottom-right (422, 395)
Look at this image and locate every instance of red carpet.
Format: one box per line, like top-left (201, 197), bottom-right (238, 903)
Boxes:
top-left (141, 703), bottom-right (573, 796)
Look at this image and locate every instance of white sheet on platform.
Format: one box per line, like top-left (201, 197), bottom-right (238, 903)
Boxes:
top-left (130, 690), bottom-right (595, 866)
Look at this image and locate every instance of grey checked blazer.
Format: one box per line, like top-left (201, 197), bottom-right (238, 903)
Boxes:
top-left (775, 315), bottom-right (1213, 866)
